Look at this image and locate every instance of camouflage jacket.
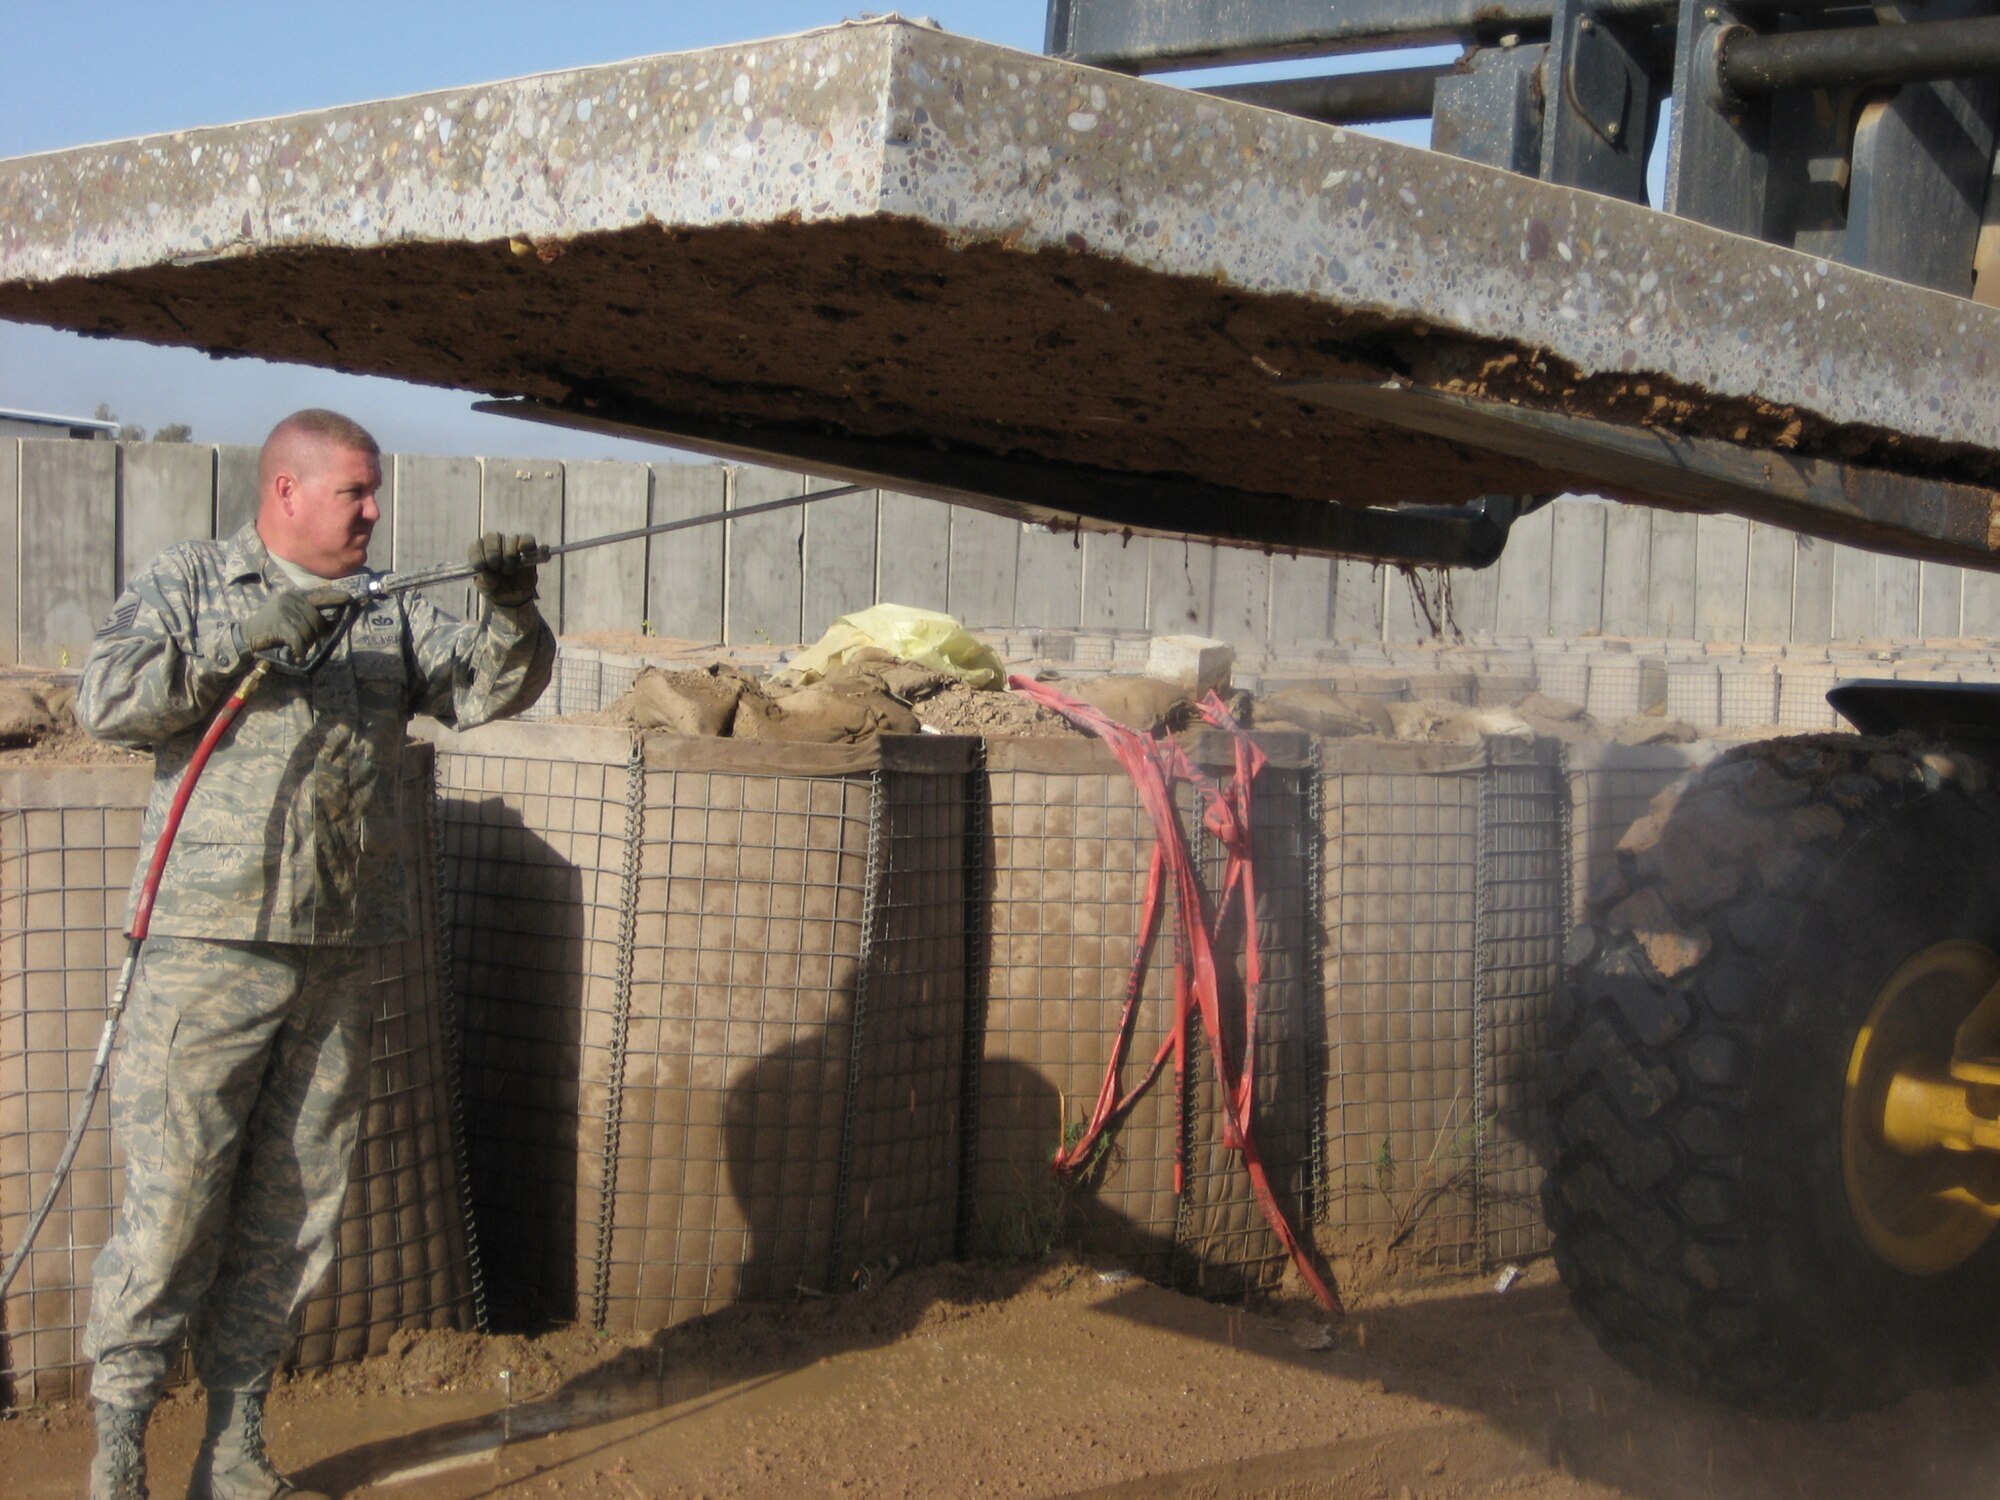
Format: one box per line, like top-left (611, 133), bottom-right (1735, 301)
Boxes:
top-left (80, 522), bottom-right (555, 945)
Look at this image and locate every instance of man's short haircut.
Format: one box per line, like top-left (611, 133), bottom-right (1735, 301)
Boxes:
top-left (259, 409), bottom-right (381, 486)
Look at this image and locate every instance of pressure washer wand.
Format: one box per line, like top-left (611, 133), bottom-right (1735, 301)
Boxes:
top-left (261, 481), bottom-right (868, 676)
top-left (356, 481), bottom-right (866, 602)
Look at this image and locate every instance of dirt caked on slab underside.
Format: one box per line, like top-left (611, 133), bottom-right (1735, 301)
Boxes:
top-left (2, 216), bottom-right (1579, 508)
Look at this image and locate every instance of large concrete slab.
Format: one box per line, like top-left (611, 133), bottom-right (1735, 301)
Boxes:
top-left (119, 442), bottom-right (213, 592)
top-left (1878, 555), bottom-right (1922, 640)
top-left (482, 458), bottom-right (565, 628)
top-left (1921, 562), bottom-right (1965, 640)
top-left (1744, 522), bottom-right (1797, 644)
top-left (563, 459), bottom-right (649, 635)
top-left (394, 454), bottom-right (481, 618)
top-left (1494, 504), bottom-right (1554, 637)
top-left (1210, 548), bottom-right (1269, 647)
top-left (877, 492), bottom-right (949, 613)
top-left (1548, 502), bottom-right (1606, 636)
top-left (0, 440), bottom-right (16, 664)
top-left (1792, 534), bottom-right (1835, 645)
top-left (1444, 560), bottom-right (1498, 638)
top-left (1082, 533), bottom-right (1148, 630)
top-left (1268, 552), bottom-right (1331, 645)
top-left (727, 466), bottom-right (807, 645)
top-left (946, 507), bottom-right (1018, 629)
top-left (1833, 545), bottom-right (1879, 641)
top-left (1647, 512), bottom-right (1698, 639)
top-left (1965, 570), bottom-right (2000, 637)
top-left (1147, 537), bottom-right (1212, 636)
top-left (1014, 524), bottom-right (1083, 628)
top-left (5, 21), bottom-right (1998, 563)
top-left (802, 485), bottom-right (878, 634)
top-left (1599, 506), bottom-right (1652, 637)
top-left (215, 445), bottom-right (259, 538)
top-left (648, 463), bottom-right (727, 642)
top-left (1694, 515), bottom-right (1750, 643)
top-left (1331, 558), bottom-right (1383, 641)
top-left (19, 438), bottom-right (116, 668)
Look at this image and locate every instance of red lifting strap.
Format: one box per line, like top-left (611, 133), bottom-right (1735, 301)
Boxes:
top-left (1009, 677), bottom-right (1342, 1315)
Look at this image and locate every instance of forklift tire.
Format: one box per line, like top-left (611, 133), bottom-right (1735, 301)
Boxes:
top-left (1544, 733), bottom-right (2000, 1414)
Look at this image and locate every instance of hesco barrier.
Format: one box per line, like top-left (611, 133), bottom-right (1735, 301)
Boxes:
top-left (438, 725), bottom-right (1610, 1316)
top-left (1317, 739), bottom-right (1570, 1271)
top-left (429, 721), bottom-right (978, 1333)
top-left (1563, 742), bottom-right (1718, 923)
top-left (4, 716), bottom-right (1684, 1398)
top-left (973, 733), bottom-right (1321, 1298)
top-left (0, 744), bottom-right (482, 1407)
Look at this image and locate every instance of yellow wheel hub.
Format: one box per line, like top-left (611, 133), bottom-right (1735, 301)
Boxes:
top-left (1843, 940), bottom-right (2000, 1276)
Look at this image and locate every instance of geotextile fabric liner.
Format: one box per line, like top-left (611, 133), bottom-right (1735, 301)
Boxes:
top-left (1316, 738), bottom-right (1568, 1269)
top-left (0, 744), bottom-right (482, 1407)
top-left (431, 722), bottom-right (978, 1334)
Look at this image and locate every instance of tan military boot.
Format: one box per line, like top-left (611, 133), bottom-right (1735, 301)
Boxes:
top-left (184, 1390), bottom-right (327, 1500)
top-left (88, 1402), bottom-right (151, 1500)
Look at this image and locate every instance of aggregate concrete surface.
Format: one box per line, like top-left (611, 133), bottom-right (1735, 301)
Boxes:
top-left (4, 20), bottom-right (1999, 526)
top-left (4, 1258), bottom-right (1998, 1499)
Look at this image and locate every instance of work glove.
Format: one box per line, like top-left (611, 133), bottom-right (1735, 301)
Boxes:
top-left (237, 586), bottom-right (352, 661)
top-left (469, 531), bottom-right (545, 609)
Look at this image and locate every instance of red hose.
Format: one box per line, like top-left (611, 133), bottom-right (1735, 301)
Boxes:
top-left (0, 661), bottom-right (271, 1302)
top-left (129, 660), bottom-right (269, 940)
top-left (1011, 676), bottom-right (1343, 1314)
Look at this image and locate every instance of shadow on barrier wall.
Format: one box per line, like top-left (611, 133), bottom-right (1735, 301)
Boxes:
top-left (440, 794), bottom-right (588, 1328)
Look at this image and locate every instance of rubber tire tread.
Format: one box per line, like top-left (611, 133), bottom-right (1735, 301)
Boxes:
top-left (1543, 733), bottom-right (2000, 1414)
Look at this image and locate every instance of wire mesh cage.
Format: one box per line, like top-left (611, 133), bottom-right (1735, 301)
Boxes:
top-left (0, 745), bottom-right (481, 1407)
top-left (1175, 736), bottom-right (1322, 1298)
top-left (1718, 664), bottom-right (1779, 728)
top-left (433, 725), bottom-right (631, 1325)
top-left (1583, 657), bottom-right (1665, 721)
top-left (1316, 739), bottom-right (1569, 1271)
top-left (432, 722), bottom-right (979, 1334)
top-left (1776, 666), bottom-right (1841, 731)
top-left (1564, 742), bottom-right (1714, 923)
top-left (975, 740), bottom-right (1186, 1278)
top-left (1664, 662), bottom-right (1722, 727)
top-left (1318, 746), bottom-right (1483, 1269)
top-left (1534, 656), bottom-right (1592, 712)
top-left (975, 732), bottom-right (1324, 1296)
top-left (1473, 748), bottom-right (1569, 1266)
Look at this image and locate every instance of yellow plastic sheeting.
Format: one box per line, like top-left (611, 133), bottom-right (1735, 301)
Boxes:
top-left (784, 604), bottom-right (1005, 689)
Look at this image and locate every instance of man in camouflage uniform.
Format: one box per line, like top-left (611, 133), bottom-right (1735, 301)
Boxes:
top-left (77, 409), bottom-right (555, 1500)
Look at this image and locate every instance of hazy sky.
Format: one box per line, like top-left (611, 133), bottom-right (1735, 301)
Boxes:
top-left (0, 2), bottom-right (1425, 461)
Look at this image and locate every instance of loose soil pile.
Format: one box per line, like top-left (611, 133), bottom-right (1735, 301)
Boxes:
top-left (0, 672), bottom-right (147, 767)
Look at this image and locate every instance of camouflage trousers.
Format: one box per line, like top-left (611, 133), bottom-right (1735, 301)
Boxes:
top-left (84, 935), bottom-right (376, 1407)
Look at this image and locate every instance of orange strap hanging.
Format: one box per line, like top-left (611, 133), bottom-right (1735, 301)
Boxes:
top-left (1010, 677), bottom-right (1342, 1314)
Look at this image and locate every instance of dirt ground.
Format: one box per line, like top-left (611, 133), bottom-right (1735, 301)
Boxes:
top-left (4, 1256), bottom-right (1996, 1500)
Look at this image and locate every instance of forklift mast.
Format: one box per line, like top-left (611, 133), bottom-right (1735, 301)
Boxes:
top-left (1048, 0), bottom-right (2000, 303)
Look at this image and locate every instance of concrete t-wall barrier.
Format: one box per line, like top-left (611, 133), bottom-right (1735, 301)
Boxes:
top-left (7, 436), bottom-right (2000, 670)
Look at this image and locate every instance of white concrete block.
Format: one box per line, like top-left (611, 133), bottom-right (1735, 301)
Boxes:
top-left (1146, 634), bottom-right (1234, 695)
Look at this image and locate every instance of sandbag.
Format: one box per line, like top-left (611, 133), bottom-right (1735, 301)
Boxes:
top-left (1063, 675), bottom-right (1188, 731)
top-left (1257, 684), bottom-right (1394, 738)
top-left (624, 665), bottom-right (751, 736)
